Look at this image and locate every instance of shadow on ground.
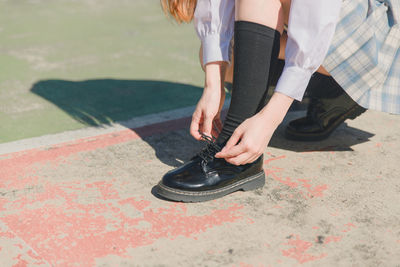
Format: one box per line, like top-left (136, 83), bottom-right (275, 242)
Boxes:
top-left (31, 79), bottom-right (204, 167)
top-left (31, 79), bottom-right (374, 167)
top-left (271, 121), bottom-right (374, 152)
top-left (31, 79), bottom-right (203, 126)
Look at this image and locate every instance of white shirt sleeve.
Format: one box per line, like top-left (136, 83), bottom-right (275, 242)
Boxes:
top-left (274, 0), bottom-right (342, 101)
top-left (194, 0), bottom-right (235, 66)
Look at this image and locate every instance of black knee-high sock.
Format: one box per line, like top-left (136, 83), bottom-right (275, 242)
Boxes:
top-left (217, 21), bottom-right (281, 144)
top-left (305, 73), bottom-right (343, 99)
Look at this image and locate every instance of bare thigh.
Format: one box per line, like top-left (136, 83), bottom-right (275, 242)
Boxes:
top-left (280, 0), bottom-right (291, 25)
top-left (235, 0), bottom-right (285, 33)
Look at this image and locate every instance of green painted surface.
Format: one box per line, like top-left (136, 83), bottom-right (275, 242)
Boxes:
top-left (0, 0), bottom-right (205, 143)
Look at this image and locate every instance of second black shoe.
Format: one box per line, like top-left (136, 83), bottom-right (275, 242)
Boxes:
top-left (155, 135), bottom-right (265, 202)
top-left (285, 74), bottom-right (366, 141)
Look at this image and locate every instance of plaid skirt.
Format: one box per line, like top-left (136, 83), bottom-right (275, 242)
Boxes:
top-left (323, 0), bottom-right (400, 114)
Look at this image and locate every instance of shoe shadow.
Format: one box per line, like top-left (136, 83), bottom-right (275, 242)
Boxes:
top-left (30, 79), bottom-right (204, 167)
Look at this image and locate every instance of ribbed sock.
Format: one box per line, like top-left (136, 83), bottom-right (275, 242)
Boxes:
top-left (217, 21), bottom-right (281, 144)
top-left (306, 73), bottom-right (344, 99)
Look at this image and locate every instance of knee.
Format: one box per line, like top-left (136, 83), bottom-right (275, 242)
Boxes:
top-left (236, 0), bottom-right (282, 16)
top-left (235, 0), bottom-right (284, 32)
top-left (279, 0), bottom-right (290, 6)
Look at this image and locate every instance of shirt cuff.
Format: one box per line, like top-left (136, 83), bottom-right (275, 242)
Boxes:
top-left (274, 66), bottom-right (313, 101)
top-left (202, 33), bottom-right (231, 66)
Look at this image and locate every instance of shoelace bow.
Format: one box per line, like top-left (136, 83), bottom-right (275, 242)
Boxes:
top-left (197, 132), bottom-right (222, 166)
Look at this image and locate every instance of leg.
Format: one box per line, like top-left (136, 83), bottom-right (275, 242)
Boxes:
top-left (225, 36), bottom-right (331, 84)
top-left (156, 0), bottom-right (284, 202)
top-left (224, 0), bottom-right (284, 85)
top-left (217, 0), bottom-right (284, 143)
top-left (220, 0), bottom-right (364, 143)
top-left (284, 74), bottom-right (366, 141)
top-left (235, 0), bottom-right (284, 33)
top-left (275, 1), bottom-right (366, 141)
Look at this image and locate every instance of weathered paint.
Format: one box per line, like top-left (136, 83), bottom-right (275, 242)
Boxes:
top-left (281, 235), bottom-right (327, 264)
top-left (264, 166), bottom-right (328, 199)
top-left (0, 222), bottom-right (48, 266)
top-left (1, 177), bottom-right (244, 266)
top-left (0, 116), bottom-right (248, 266)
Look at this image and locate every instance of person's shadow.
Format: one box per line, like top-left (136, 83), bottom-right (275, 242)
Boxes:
top-left (31, 79), bottom-right (374, 168)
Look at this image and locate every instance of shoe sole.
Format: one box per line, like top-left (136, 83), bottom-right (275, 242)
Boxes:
top-left (285, 105), bottom-right (366, 142)
top-left (154, 171), bottom-right (265, 203)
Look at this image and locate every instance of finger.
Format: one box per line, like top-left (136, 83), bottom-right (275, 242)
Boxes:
top-left (225, 152), bottom-right (252, 166)
top-left (215, 128), bottom-right (243, 158)
top-left (235, 150), bottom-right (260, 165)
top-left (216, 142), bottom-right (246, 158)
top-left (190, 112), bottom-right (202, 140)
top-left (222, 127), bottom-right (243, 152)
top-left (202, 115), bottom-right (213, 137)
top-left (244, 153), bottom-right (262, 165)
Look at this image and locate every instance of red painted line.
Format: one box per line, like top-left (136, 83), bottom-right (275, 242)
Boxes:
top-left (0, 116), bottom-right (191, 189)
top-left (1, 116), bottom-right (191, 161)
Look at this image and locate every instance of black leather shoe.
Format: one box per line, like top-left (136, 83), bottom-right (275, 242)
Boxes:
top-left (285, 75), bottom-right (366, 141)
top-left (155, 135), bottom-right (265, 202)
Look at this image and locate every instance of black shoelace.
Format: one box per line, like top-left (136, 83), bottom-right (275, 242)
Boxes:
top-left (197, 132), bottom-right (222, 167)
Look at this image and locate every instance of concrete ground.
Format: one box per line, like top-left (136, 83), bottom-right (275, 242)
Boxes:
top-left (1, 0), bottom-right (400, 266)
top-left (1, 109), bottom-right (400, 266)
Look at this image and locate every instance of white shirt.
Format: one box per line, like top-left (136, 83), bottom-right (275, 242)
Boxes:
top-left (194, 0), bottom-right (342, 101)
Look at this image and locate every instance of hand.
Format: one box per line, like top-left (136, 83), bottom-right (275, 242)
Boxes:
top-left (215, 113), bottom-right (275, 165)
top-left (190, 86), bottom-right (225, 140)
top-left (190, 62), bottom-right (227, 140)
top-left (215, 92), bottom-right (293, 165)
